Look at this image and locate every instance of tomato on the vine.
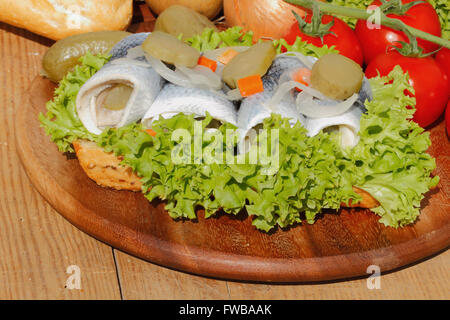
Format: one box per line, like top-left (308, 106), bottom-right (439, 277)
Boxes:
top-left (446, 100), bottom-right (450, 137)
top-left (284, 13), bottom-right (364, 66)
top-left (355, 0), bottom-right (442, 64)
top-left (436, 47), bottom-right (450, 93)
top-left (366, 51), bottom-right (449, 128)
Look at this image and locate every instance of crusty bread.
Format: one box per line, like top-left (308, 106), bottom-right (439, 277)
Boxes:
top-left (73, 139), bottom-right (379, 209)
top-left (73, 140), bottom-right (142, 191)
top-left (0, 0), bottom-right (133, 40)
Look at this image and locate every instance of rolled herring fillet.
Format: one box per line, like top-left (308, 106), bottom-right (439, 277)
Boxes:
top-left (237, 57), bottom-right (308, 140)
top-left (76, 62), bottom-right (164, 134)
top-left (142, 84), bottom-right (238, 126)
top-left (304, 106), bottom-right (363, 148)
top-left (109, 32), bottom-right (150, 60)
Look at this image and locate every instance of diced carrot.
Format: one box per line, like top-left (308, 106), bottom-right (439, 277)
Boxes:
top-left (146, 129), bottom-right (157, 137)
top-left (218, 48), bottom-right (239, 65)
top-left (197, 56), bottom-right (218, 72)
top-left (237, 75), bottom-right (264, 97)
top-left (292, 68), bottom-right (311, 92)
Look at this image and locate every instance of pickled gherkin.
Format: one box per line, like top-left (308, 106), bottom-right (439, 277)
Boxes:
top-left (222, 42), bottom-right (276, 89)
top-left (142, 31), bottom-right (200, 67)
top-left (98, 84), bottom-right (134, 111)
top-left (154, 5), bottom-right (217, 41)
top-left (42, 31), bottom-right (130, 82)
top-left (310, 54), bottom-right (363, 100)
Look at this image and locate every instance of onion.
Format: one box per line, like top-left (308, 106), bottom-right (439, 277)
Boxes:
top-left (224, 0), bottom-right (307, 41)
top-left (146, 54), bottom-right (194, 87)
top-left (176, 65), bottom-right (222, 90)
top-left (296, 91), bottom-right (359, 118)
top-left (146, 53), bottom-right (243, 100)
top-left (266, 80), bottom-right (330, 111)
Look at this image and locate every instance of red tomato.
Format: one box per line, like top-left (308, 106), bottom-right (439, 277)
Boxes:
top-left (366, 51), bottom-right (449, 128)
top-left (446, 100), bottom-right (450, 137)
top-left (284, 14), bottom-right (364, 66)
top-left (436, 48), bottom-right (450, 93)
top-left (355, 0), bottom-right (442, 64)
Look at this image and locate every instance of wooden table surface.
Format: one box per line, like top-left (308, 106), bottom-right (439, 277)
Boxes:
top-left (0, 21), bottom-right (448, 300)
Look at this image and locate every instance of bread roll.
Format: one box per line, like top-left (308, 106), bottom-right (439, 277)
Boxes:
top-left (73, 140), bottom-right (142, 191)
top-left (0, 0), bottom-right (133, 40)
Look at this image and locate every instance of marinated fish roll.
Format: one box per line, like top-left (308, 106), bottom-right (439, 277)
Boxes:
top-left (76, 63), bottom-right (164, 135)
top-left (143, 84), bottom-right (238, 126)
top-left (109, 33), bottom-right (150, 60)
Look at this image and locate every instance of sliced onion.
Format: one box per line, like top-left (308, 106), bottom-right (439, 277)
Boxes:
top-left (265, 80), bottom-right (330, 111)
top-left (276, 51), bottom-right (316, 69)
top-left (296, 91), bottom-right (359, 118)
top-left (126, 46), bottom-right (146, 59)
top-left (146, 54), bottom-right (194, 87)
top-left (145, 54), bottom-right (242, 101)
top-left (339, 125), bottom-right (359, 148)
top-left (176, 65), bottom-right (222, 90)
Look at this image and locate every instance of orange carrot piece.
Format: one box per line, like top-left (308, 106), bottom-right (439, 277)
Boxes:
top-left (218, 48), bottom-right (239, 65)
top-left (237, 75), bottom-right (264, 97)
top-left (292, 68), bottom-right (311, 92)
top-left (146, 129), bottom-right (157, 137)
top-left (197, 56), bottom-right (218, 72)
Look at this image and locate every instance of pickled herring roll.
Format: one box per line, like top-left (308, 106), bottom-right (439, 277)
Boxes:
top-left (76, 62), bottom-right (164, 135)
top-left (142, 84), bottom-right (238, 127)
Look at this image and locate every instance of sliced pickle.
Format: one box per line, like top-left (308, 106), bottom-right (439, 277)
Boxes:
top-left (154, 5), bottom-right (217, 41)
top-left (42, 31), bottom-right (130, 82)
top-left (142, 31), bottom-right (200, 67)
top-left (99, 84), bottom-right (133, 111)
top-left (310, 53), bottom-right (363, 100)
top-left (222, 42), bottom-right (276, 89)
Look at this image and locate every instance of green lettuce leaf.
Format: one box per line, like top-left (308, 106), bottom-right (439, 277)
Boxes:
top-left (351, 65), bottom-right (438, 227)
top-left (185, 26), bottom-right (254, 51)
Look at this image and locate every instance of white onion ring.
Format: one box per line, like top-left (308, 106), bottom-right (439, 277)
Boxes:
top-left (126, 46), bottom-right (146, 59)
top-left (296, 91), bottom-right (359, 118)
top-left (176, 65), bottom-right (222, 90)
top-left (265, 80), bottom-right (330, 111)
top-left (146, 54), bottom-right (194, 87)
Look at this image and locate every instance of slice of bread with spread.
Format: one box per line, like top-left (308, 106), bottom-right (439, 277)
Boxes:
top-left (73, 140), bottom-right (142, 191)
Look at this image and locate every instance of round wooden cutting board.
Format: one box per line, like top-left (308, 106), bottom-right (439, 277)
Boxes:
top-left (16, 75), bottom-right (449, 283)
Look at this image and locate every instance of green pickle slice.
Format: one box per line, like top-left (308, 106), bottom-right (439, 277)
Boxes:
top-left (42, 31), bottom-right (130, 82)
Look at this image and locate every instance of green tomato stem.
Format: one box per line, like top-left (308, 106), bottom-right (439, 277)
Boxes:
top-left (284, 0), bottom-right (450, 49)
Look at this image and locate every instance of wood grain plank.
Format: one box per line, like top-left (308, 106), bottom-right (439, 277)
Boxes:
top-left (0, 23), bottom-right (121, 299)
top-left (226, 250), bottom-right (449, 300)
top-left (113, 251), bottom-right (230, 300)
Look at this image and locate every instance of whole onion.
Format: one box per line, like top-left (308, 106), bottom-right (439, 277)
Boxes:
top-left (224, 0), bottom-right (307, 41)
